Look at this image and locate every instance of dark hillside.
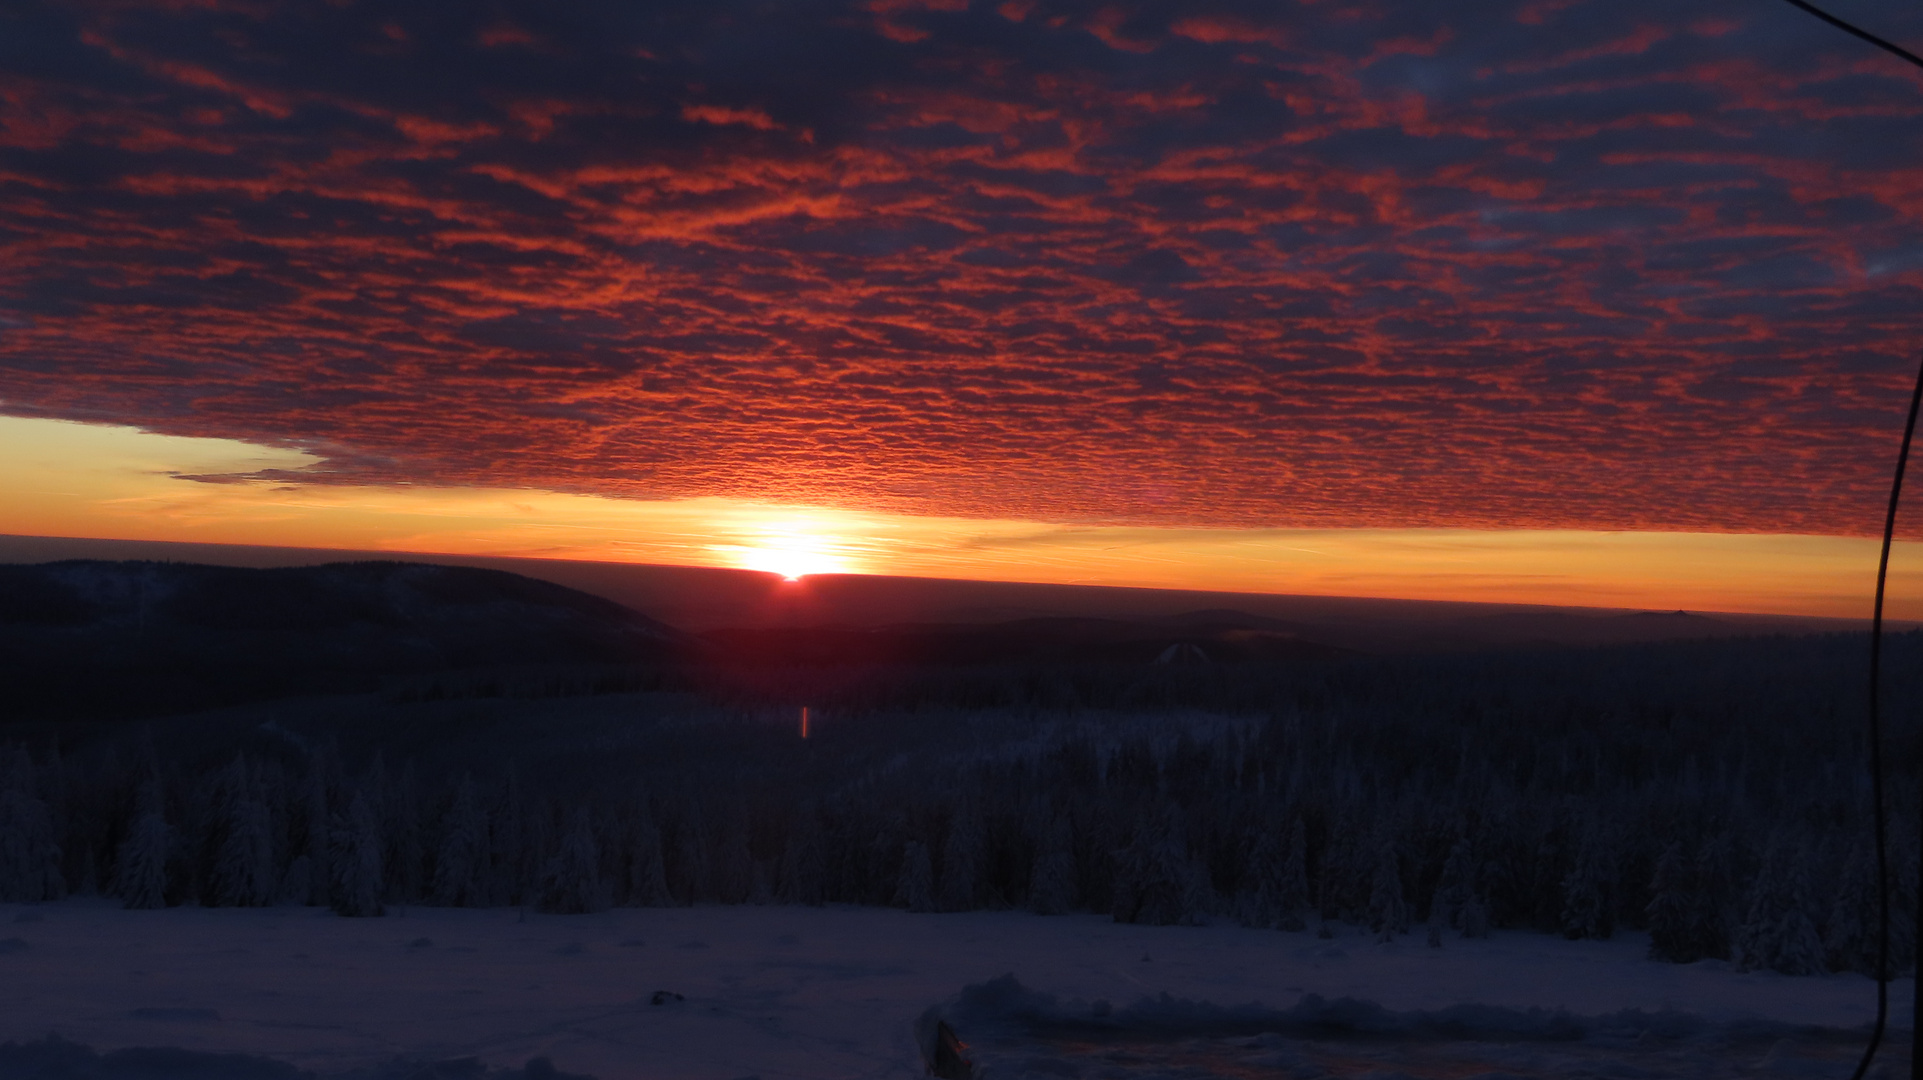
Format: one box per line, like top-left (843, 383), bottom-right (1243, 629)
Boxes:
top-left (0, 560), bottom-right (681, 720)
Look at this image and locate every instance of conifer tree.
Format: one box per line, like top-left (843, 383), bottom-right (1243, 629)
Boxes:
top-left (940, 805), bottom-right (982, 912)
top-left (710, 813), bottom-right (755, 905)
top-left (1112, 807), bottom-right (1190, 926)
top-left (1646, 842), bottom-right (1704, 962)
top-left (896, 839), bottom-right (936, 913)
top-left (432, 775), bottom-right (490, 907)
top-left (671, 811), bottom-right (710, 905)
top-left (624, 797), bottom-right (674, 907)
top-left (296, 762), bottom-right (332, 907)
top-left (1238, 823), bottom-right (1285, 928)
top-left (209, 756), bottom-right (275, 907)
top-left (1826, 841), bottom-right (1880, 975)
top-left (774, 808), bottom-right (823, 907)
top-left (0, 748), bottom-right (64, 902)
top-left (212, 793), bottom-right (275, 906)
top-left (1368, 836), bottom-right (1407, 943)
top-left (1274, 817), bottom-right (1311, 932)
top-left (1431, 835), bottom-right (1474, 936)
top-left (1888, 828), bottom-right (1919, 976)
top-left (537, 807), bottom-right (604, 914)
top-left (1028, 815), bottom-right (1076, 916)
top-left (389, 763), bottom-right (425, 904)
top-left (1458, 893), bottom-right (1492, 939)
top-left (1737, 834), bottom-right (1826, 975)
top-left (114, 774), bottom-right (170, 910)
top-left (329, 791), bottom-right (385, 917)
top-left (495, 770), bottom-right (526, 906)
top-left (1559, 825), bottom-right (1613, 940)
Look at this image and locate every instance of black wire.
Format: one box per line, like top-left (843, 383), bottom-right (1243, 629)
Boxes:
top-left (1759, 5), bottom-right (1923, 1078)
top-left (1853, 352), bottom-right (1923, 1080)
top-left (1777, 0), bottom-right (1923, 70)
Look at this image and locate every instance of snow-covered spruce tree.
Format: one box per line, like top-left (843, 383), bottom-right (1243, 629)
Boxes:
top-left (114, 774), bottom-right (171, 910)
top-left (292, 762), bottom-right (331, 907)
top-left (710, 814), bottom-right (755, 905)
top-left (537, 807), bottom-right (604, 914)
top-left (1430, 835), bottom-right (1474, 936)
top-left (774, 807), bottom-right (824, 907)
top-left (329, 791), bottom-right (385, 917)
top-left (1367, 836), bottom-right (1407, 943)
top-left (387, 763), bottom-right (425, 904)
top-left (431, 775), bottom-right (490, 907)
top-left (494, 770), bottom-right (526, 906)
top-left (1888, 827), bottom-right (1919, 976)
top-left (1237, 822), bottom-right (1285, 928)
top-left (1646, 842), bottom-right (1707, 962)
top-left (1825, 840), bottom-right (1880, 976)
top-left (940, 804), bottom-right (983, 913)
top-left (1735, 833), bottom-right (1825, 975)
top-left (0, 747), bottom-right (64, 902)
top-left (1028, 815), bottom-right (1076, 916)
top-left (1182, 851), bottom-right (1217, 926)
top-left (211, 791), bottom-right (275, 906)
top-left (1112, 807), bottom-right (1191, 926)
top-left (895, 839), bottom-right (936, 913)
top-left (1646, 826), bottom-right (1738, 960)
top-left (1457, 892), bottom-right (1492, 939)
top-left (1314, 803), bottom-right (1365, 925)
top-left (1274, 817), bottom-right (1311, 932)
top-left (624, 798), bottom-right (675, 907)
top-left (209, 757), bottom-right (275, 907)
top-left (1559, 825), bottom-right (1614, 940)
top-left (670, 810), bottom-right (710, 905)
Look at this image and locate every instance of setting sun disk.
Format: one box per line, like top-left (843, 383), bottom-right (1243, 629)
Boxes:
top-left (732, 540), bottom-right (848, 580)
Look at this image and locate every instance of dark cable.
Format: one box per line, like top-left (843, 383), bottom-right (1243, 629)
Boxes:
top-left (1855, 352), bottom-right (1923, 1080)
top-left (1760, 6), bottom-right (1923, 1078)
top-left (1777, 0), bottom-right (1923, 70)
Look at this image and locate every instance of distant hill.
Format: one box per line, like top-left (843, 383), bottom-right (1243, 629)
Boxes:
top-left (0, 535), bottom-right (1882, 648)
top-left (697, 612), bottom-right (1345, 669)
top-left (1439, 609), bottom-right (1729, 648)
top-left (0, 560), bottom-right (680, 720)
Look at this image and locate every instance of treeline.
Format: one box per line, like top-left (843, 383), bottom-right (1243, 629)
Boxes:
top-left (0, 631), bottom-right (1916, 978)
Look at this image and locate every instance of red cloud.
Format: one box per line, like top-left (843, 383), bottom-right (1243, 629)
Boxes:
top-left (680, 104), bottom-right (783, 131)
top-left (3, 0), bottom-right (1923, 538)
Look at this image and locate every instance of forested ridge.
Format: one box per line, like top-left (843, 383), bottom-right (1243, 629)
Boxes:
top-left (0, 630), bottom-right (1916, 979)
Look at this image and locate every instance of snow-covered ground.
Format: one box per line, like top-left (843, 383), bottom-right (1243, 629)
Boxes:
top-left (0, 900), bottom-right (1908, 1079)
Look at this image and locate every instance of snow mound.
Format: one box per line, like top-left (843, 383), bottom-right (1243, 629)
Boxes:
top-left (920, 975), bottom-right (1884, 1079)
top-left (0, 1038), bottom-right (595, 1080)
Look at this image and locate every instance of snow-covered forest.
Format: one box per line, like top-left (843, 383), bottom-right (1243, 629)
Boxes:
top-left (2, 629), bottom-right (1916, 981)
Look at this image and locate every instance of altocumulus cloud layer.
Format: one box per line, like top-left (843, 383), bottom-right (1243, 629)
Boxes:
top-left (1, 0), bottom-right (1921, 532)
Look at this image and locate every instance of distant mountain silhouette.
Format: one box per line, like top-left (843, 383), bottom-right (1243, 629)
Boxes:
top-left (696, 613), bottom-right (1346, 669)
top-left (0, 561), bottom-right (680, 719)
top-left (1442, 609), bottom-right (1727, 647)
top-left (0, 554), bottom-right (1843, 722)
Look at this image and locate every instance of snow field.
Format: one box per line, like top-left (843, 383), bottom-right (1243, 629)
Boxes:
top-left (0, 900), bottom-right (1909, 1079)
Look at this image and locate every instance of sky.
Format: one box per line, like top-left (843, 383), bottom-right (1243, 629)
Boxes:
top-left (2, 0), bottom-right (1922, 616)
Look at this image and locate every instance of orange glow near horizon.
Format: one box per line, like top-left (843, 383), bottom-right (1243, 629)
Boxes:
top-left (716, 524), bottom-right (856, 580)
top-left (3, 417), bottom-right (1923, 620)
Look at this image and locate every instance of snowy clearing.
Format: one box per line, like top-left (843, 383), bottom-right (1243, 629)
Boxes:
top-left (0, 900), bottom-right (1908, 1079)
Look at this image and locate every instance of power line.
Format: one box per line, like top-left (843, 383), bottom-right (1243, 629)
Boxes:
top-left (1855, 351), bottom-right (1923, 1080)
top-left (1778, 0), bottom-right (1923, 70)
top-left (1764, 4), bottom-right (1923, 1078)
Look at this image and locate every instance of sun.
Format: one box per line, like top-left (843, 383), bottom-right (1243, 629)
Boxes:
top-left (727, 531), bottom-right (852, 581)
top-left (706, 510), bottom-right (862, 580)
top-left (740, 543), bottom-right (842, 581)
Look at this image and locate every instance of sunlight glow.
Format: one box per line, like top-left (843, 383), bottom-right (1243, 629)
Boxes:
top-left (4, 415), bottom-right (1922, 619)
top-left (717, 524), bottom-right (854, 580)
